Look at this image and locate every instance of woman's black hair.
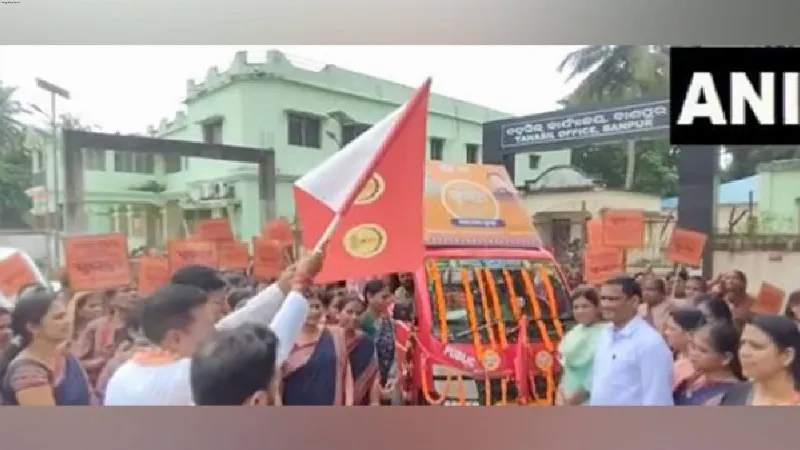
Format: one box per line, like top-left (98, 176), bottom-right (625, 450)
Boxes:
top-left (0, 291), bottom-right (58, 384)
top-left (748, 314), bottom-right (800, 388)
top-left (570, 286), bottom-right (599, 307)
top-left (669, 308), bottom-right (707, 332)
top-left (333, 292), bottom-right (363, 312)
top-left (785, 290), bottom-right (800, 319)
top-left (669, 308), bottom-right (707, 331)
top-left (16, 283), bottom-right (46, 299)
top-left (225, 288), bottom-right (252, 312)
top-left (688, 275), bottom-right (708, 291)
top-left (363, 279), bottom-right (387, 301)
top-left (731, 270), bottom-right (747, 287)
top-left (696, 295), bottom-right (734, 324)
top-left (387, 274), bottom-right (401, 296)
top-left (702, 322), bottom-right (745, 380)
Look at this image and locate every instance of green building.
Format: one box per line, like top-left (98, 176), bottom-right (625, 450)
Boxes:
top-left (28, 50), bottom-right (570, 251)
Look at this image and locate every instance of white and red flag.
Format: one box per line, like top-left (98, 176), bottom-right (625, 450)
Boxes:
top-left (293, 79), bottom-right (431, 283)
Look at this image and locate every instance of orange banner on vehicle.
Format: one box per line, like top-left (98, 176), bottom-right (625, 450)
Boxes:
top-left (168, 240), bottom-right (219, 272)
top-left (752, 282), bottom-right (786, 315)
top-left (137, 255), bottom-right (170, 296)
top-left (64, 233), bottom-right (132, 292)
top-left (252, 238), bottom-right (286, 280)
top-left (0, 253), bottom-right (37, 299)
top-left (601, 210), bottom-right (645, 249)
top-left (666, 227), bottom-right (707, 267)
top-left (195, 218), bottom-right (234, 242)
top-left (218, 241), bottom-right (250, 271)
top-left (424, 162), bottom-right (540, 248)
top-left (583, 247), bottom-right (625, 285)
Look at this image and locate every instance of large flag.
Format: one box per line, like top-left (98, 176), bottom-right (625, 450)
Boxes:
top-left (294, 79), bottom-right (431, 283)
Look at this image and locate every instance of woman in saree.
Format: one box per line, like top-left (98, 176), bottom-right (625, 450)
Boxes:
top-left (75, 287), bottom-right (140, 387)
top-left (336, 293), bottom-right (380, 405)
top-left (280, 289), bottom-right (353, 405)
top-left (721, 314), bottom-right (800, 406)
top-left (557, 287), bottom-right (603, 405)
top-left (361, 279), bottom-right (397, 404)
top-left (674, 321), bottom-right (743, 405)
top-left (67, 291), bottom-right (106, 341)
top-left (0, 291), bottom-right (94, 406)
top-left (95, 300), bottom-right (147, 402)
top-left (664, 308), bottom-right (707, 390)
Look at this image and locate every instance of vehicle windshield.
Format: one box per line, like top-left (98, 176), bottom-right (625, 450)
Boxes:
top-left (425, 258), bottom-right (569, 345)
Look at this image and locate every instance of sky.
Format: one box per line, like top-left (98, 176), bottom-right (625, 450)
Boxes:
top-left (0, 45), bottom-right (585, 133)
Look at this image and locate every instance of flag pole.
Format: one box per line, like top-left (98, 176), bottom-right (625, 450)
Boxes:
top-left (313, 214), bottom-right (342, 254)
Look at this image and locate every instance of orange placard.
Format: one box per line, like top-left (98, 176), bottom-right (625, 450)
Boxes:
top-left (586, 218), bottom-right (604, 247)
top-left (0, 253), bottom-right (37, 299)
top-left (601, 210), bottom-right (645, 249)
top-left (252, 238), bottom-right (286, 280)
top-left (195, 218), bottom-right (234, 242)
top-left (168, 240), bottom-right (219, 272)
top-left (583, 247), bottom-right (625, 285)
top-left (218, 241), bottom-right (250, 271)
top-left (64, 233), bottom-right (132, 292)
top-left (666, 227), bottom-right (707, 267)
top-left (423, 162), bottom-right (541, 248)
top-left (752, 282), bottom-right (786, 315)
top-left (137, 256), bottom-right (170, 296)
top-left (262, 217), bottom-right (294, 246)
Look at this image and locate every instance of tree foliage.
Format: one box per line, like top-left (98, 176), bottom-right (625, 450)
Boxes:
top-left (557, 46), bottom-right (798, 192)
top-left (0, 81), bottom-right (32, 228)
top-left (0, 81), bottom-right (28, 154)
top-left (556, 45), bottom-right (675, 196)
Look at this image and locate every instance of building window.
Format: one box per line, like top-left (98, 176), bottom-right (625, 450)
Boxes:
top-left (202, 120), bottom-right (224, 144)
top-left (114, 152), bottom-right (155, 174)
top-left (33, 150), bottom-right (44, 172)
top-left (465, 144), bottom-right (480, 164)
top-left (164, 154), bottom-right (182, 174)
top-left (341, 123), bottom-right (371, 146)
top-left (528, 154), bottom-right (541, 169)
top-left (288, 113), bottom-right (321, 149)
top-left (83, 148), bottom-right (106, 171)
top-left (429, 138), bottom-right (445, 161)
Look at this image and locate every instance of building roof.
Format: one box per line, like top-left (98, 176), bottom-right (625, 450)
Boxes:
top-left (661, 175), bottom-right (757, 209)
top-left (523, 164), bottom-right (603, 192)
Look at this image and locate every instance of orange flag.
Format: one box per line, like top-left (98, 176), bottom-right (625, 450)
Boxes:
top-left (293, 79), bottom-right (430, 283)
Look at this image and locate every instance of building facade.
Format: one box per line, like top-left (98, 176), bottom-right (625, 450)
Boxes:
top-left (28, 50), bottom-right (564, 251)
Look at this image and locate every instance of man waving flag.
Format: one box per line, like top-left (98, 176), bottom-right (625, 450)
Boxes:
top-left (293, 78), bottom-right (431, 283)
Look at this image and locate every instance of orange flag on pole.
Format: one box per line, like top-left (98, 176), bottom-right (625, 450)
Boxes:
top-left (293, 79), bottom-right (431, 283)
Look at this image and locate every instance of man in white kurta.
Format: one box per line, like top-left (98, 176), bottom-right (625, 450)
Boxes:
top-left (104, 267), bottom-right (309, 406)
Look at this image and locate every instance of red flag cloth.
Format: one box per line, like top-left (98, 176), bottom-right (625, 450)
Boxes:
top-left (293, 79), bottom-right (431, 283)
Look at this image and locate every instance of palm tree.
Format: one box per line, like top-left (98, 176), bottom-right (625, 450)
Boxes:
top-left (0, 81), bottom-right (28, 154)
top-left (557, 46), bottom-right (670, 189)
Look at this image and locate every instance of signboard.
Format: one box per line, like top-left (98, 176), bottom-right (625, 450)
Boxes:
top-left (424, 162), bottom-right (541, 248)
top-left (494, 98), bottom-right (669, 153)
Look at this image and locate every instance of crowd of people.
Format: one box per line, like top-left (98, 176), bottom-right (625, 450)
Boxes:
top-left (0, 248), bottom-right (412, 406)
top-left (558, 269), bottom-right (800, 406)
top-left (0, 248), bottom-right (798, 406)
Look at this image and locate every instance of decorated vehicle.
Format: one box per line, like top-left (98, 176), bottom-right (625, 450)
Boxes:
top-left (394, 162), bottom-right (571, 406)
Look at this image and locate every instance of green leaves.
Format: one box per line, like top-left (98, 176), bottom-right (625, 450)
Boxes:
top-left (0, 80), bottom-right (33, 228)
top-left (557, 45), bottom-right (674, 196)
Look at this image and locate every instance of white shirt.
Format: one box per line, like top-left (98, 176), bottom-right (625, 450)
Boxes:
top-left (103, 284), bottom-right (307, 406)
top-left (588, 316), bottom-right (674, 406)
